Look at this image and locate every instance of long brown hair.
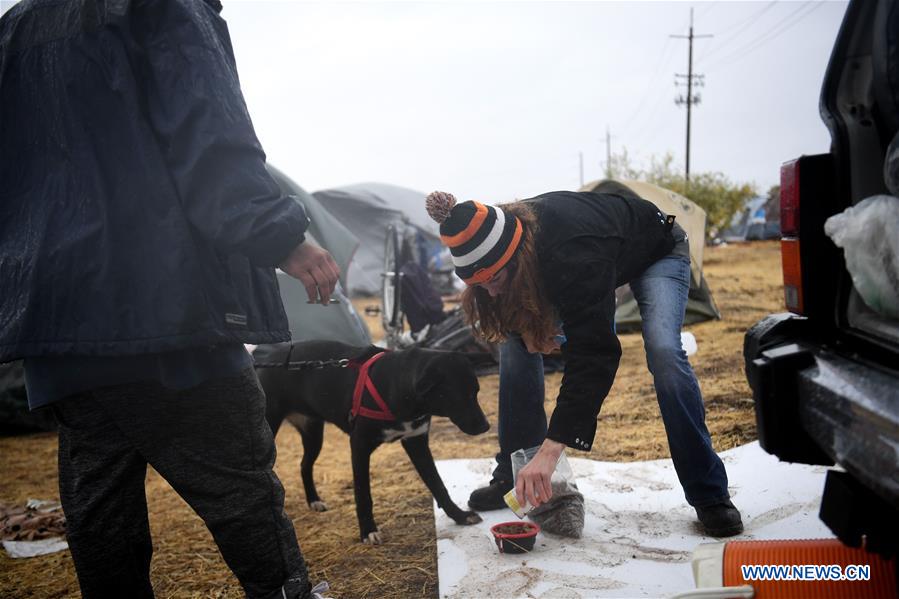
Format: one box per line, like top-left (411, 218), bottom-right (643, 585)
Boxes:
top-left (460, 201), bottom-right (557, 347)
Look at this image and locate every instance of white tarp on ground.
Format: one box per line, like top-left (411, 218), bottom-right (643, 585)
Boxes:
top-left (434, 441), bottom-right (832, 598)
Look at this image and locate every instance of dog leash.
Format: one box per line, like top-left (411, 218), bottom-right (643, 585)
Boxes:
top-left (253, 345), bottom-right (353, 371)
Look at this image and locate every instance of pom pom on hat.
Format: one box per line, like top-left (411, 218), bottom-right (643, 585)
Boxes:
top-left (426, 191), bottom-right (457, 224)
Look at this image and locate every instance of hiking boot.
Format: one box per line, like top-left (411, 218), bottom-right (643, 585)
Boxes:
top-left (468, 479), bottom-right (513, 511)
top-left (695, 499), bottom-right (744, 537)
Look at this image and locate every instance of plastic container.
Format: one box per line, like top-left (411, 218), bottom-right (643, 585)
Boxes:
top-left (490, 521), bottom-right (540, 554)
top-left (503, 489), bottom-right (534, 519)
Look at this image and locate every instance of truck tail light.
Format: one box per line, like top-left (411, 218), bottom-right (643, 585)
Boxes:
top-left (780, 159), bottom-right (804, 315)
top-left (781, 159), bottom-right (800, 236)
top-left (782, 239), bottom-right (804, 314)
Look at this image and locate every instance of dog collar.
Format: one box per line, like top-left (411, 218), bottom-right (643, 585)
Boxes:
top-left (349, 351), bottom-right (395, 422)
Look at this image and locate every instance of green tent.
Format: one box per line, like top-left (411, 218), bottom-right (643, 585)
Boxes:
top-left (579, 179), bottom-right (721, 332)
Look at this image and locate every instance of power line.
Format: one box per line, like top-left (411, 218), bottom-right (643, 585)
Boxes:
top-left (618, 36), bottom-right (678, 136)
top-left (706, 1), bottom-right (817, 66)
top-left (701, 1), bottom-right (823, 72)
top-left (618, 8), bottom-right (695, 145)
top-left (699, 1), bottom-right (778, 63)
top-left (694, 1), bottom-right (720, 23)
top-left (725, 2), bottom-right (824, 60)
top-left (627, 90), bottom-right (678, 153)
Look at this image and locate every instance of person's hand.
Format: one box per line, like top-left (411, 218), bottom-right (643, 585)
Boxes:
top-left (279, 241), bottom-right (340, 305)
top-left (522, 332), bottom-right (562, 354)
top-left (514, 438), bottom-right (565, 508)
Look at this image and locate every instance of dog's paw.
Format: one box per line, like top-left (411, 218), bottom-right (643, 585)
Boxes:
top-left (454, 510), bottom-right (483, 526)
top-left (362, 530), bottom-right (383, 545)
top-left (309, 500), bottom-right (328, 512)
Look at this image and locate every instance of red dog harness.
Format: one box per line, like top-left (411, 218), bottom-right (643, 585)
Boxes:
top-left (349, 351), bottom-right (395, 421)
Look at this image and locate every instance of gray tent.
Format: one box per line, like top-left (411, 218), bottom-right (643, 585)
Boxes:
top-left (579, 179), bottom-right (721, 331)
top-left (266, 166), bottom-right (371, 345)
top-left (312, 183), bottom-right (447, 296)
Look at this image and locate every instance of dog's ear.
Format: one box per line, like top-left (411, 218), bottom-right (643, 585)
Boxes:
top-left (413, 355), bottom-right (444, 409)
top-left (413, 352), bottom-right (476, 408)
top-left (414, 351), bottom-right (472, 416)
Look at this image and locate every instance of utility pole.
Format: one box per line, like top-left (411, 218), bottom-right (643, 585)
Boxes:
top-left (579, 151), bottom-right (584, 188)
top-left (601, 126), bottom-right (616, 180)
top-left (672, 8), bottom-right (712, 188)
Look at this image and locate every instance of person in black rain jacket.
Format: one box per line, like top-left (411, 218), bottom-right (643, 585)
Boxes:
top-left (0, 1), bottom-right (337, 597)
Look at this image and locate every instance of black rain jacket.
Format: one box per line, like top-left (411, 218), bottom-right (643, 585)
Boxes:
top-left (526, 191), bottom-right (677, 452)
top-left (0, 0), bottom-right (309, 361)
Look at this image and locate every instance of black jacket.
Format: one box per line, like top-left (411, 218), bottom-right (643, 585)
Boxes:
top-left (0, 0), bottom-right (308, 361)
top-left (527, 191), bottom-right (676, 451)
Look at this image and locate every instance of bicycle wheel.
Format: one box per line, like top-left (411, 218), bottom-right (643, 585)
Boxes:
top-left (381, 225), bottom-right (404, 344)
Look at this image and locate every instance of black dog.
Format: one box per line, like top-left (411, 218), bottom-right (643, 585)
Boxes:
top-left (255, 340), bottom-right (489, 544)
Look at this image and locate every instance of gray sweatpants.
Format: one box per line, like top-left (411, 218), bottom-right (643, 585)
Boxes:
top-left (51, 368), bottom-right (311, 599)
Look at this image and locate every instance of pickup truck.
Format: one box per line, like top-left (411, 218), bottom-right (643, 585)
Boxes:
top-left (744, 0), bottom-right (898, 558)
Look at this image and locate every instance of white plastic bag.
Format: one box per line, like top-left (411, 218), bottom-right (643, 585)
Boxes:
top-left (824, 195), bottom-right (899, 319)
top-left (681, 331), bottom-right (698, 356)
top-left (504, 446), bottom-right (573, 518)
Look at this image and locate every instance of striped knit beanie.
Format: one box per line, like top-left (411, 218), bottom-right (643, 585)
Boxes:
top-left (425, 192), bottom-right (523, 285)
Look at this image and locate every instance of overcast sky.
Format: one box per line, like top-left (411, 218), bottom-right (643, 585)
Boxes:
top-left (3, 0), bottom-right (849, 202)
top-left (220, 0), bottom-right (847, 202)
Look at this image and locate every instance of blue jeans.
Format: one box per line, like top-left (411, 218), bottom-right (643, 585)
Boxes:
top-left (492, 254), bottom-right (730, 507)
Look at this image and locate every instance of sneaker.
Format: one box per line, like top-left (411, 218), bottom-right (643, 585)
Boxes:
top-left (695, 499), bottom-right (744, 537)
top-left (468, 478), bottom-right (513, 511)
top-left (310, 581), bottom-right (333, 599)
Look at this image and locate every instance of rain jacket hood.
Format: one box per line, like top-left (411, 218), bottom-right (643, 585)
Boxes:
top-left (0, 0), bottom-right (309, 361)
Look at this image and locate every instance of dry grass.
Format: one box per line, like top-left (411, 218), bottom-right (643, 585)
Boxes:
top-left (0, 241), bottom-right (782, 598)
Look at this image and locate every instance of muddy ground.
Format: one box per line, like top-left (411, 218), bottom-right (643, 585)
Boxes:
top-left (0, 241), bottom-right (783, 598)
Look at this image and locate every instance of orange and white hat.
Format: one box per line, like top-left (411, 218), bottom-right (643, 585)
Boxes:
top-left (425, 192), bottom-right (522, 285)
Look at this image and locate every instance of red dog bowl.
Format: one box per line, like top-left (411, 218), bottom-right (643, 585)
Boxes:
top-left (490, 521), bottom-right (540, 554)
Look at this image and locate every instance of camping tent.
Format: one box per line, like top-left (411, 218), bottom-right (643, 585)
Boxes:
top-left (718, 196), bottom-right (781, 242)
top-left (265, 166), bottom-right (371, 345)
top-left (312, 183), bottom-right (449, 296)
top-left (579, 179), bottom-right (720, 331)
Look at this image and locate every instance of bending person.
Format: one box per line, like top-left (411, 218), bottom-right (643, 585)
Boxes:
top-left (424, 189), bottom-right (743, 537)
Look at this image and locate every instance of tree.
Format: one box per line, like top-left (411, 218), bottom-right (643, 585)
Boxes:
top-left (606, 150), bottom-right (757, 238)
